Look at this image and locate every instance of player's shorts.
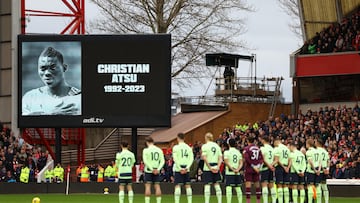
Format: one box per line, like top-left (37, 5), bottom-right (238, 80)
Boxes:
top-left (260, 169), bottom-right (274, 183)
top-left (244, 170), bottom-right (260, 182)
top-left (320, 172), bottom-right (330, 183)
top-left (289, 173), bottom-right (305, 185)
top-left (314, 168), bottom-right (321, 185)
top-left (305, 172), bottom-right (316, 185)
top-left (118, 178), bottom-right (132, 185)
top-left (174, 172), bottom-right (191, 185)
top-left (144, 172), bottom-right (161, 184)
top-left (202, 171), bottom-right (222, 184)
top-left (275, 166), bottom-right (290, 184)
top-left (225, 174), bottom-right (242, 186)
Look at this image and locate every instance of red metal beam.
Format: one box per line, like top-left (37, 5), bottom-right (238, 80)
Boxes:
top-left (21, 0), bottom-right (26, 34)
top-left (35, 128), bottom-right (56, 160)
top-left (23, 0), bottom-right (85, 34)
top-left (26, 9), bottom-right (79, 17)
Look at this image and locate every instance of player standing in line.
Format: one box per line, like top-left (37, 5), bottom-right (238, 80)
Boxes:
top-left (315, 138), bottom-right (330, 203)
top-left (259, 136), bottom-right (276, 203)
top-left (305, 138), bottom-right (321, 203)
top-left (273, 138), bottom-right (291, 203)
top-left (172, 133), bottom-right (194, 203)
top-left (143, 137), bottom-right (165, 203)
top-left (116, 141), bottom-right (136, 203)
top-left (289, 142), bottom-right (306, 203)
top-left (201, 132), bottom-right (223, 203)
top-left (224, 139), bottom-right (243, 203)
top-left (243, 136), bottom-right (263, 203)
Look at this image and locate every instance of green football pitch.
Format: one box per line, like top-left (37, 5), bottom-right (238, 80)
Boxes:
top-left (2, 194), bottom-right (360, 203)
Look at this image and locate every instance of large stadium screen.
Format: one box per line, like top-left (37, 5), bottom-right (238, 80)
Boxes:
top-left (18, 34), bottom-right (171, 128)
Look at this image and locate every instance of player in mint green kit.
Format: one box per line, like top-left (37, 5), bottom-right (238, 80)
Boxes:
top-left (274, 138), bottom-right (291, 203)
top-left (315, 138), bottom-right (330, 203)
top-left (289, 142), bottom-right (306, 203)
top-left (116, 141), bottom-right (136, 203)
top-left (143, 137), bottom-right (165, 203)
top-left (201, 132), bottom-right (223, 203)
top-left (259, 136), bottom-right (276, 203)
top-left (224, 139), bottom-right (243, 203)
top-left (305, 138), bottom-right (320, 203)
top-left (172, 133), bottom-right (194, 203)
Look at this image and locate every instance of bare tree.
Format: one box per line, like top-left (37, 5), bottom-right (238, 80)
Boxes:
top-left (90, 0), bottom-right (253, 88)
top-left (277, 0), bottom-right (303, 39)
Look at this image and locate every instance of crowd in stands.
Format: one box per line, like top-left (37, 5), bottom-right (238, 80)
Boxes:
top-left (159, 105), bottom-right (360, 182)
top-left (1, 104), bottom-right (360, 183)
top-left (0, 123), bottom-right (60, 183)
top-left (300, 6), bottom-right (360, 54)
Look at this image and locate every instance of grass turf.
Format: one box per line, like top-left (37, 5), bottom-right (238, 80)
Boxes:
top-left (2, 194), bottom-right (360, 203)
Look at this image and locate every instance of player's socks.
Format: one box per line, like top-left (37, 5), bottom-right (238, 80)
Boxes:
top-left (174, 187), bottom-right (181, 203)
top-left (321, 183), bottom-right (329, 203)
top-left (292, 188), bottom-right (298, 203)
top-left (270, 187), bottom-right (277, 203)
top-left (277, 187), bottom-right (284, 203)
top-left (186, 187), bottom-right (192, 203)
top-left (262, 187), bottom-right (269, 203)
top-left (284, 187), bottom-right (289, 203)
top-left (119, 191), bottom-right (124, 203)
top-left (299, 189), bottom-right (305, 203)
top-left (235, 186), bottom-right (243, 203)
top-left (308, 186), bottom-right (314, 203)
top-left (204, 184), bottom-right (211, 203)
top-left (316, 185), bottom-right (321, 203)
top-left (226, 186), bottom-right (232, 203)
top-left (256, 187), bottom-right (261, 203)
top-left (215, 184), bottom-right (222, 203)
top-left (245, 187), bottom-right (251, 203)
top-left (145, 196), bottom-right (150, 203)
top-left (156, 196), bottom-right (161, 203)
top-left (128, 190), bottom-right (134, 203)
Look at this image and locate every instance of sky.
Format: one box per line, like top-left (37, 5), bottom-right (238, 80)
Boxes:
top-left (24, 0), bottom-right (301, 103)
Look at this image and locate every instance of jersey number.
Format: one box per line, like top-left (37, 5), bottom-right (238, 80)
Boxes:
top-left (233, 155), bottom-right (238, 163)
top-left (282, 150), bottom-right (288, 159)
top-left (181, 149), bottom-right (189, 158)
top-left (121, 157), bottom-right (132, 167)
top-left (296, 156), bottom-right (304, 164)
top-left (321, 152), bottom-right (326, 161)
top-left (251, 150), bottom-right (260, 160)
top-left (211, 147), bottom-right (216, 155)
top-left (268, 151), bottom-right (273, 160)
top-left (314, 153), bottom-right (319, 162)
top-left (151, 152), bottom-right (160, 161)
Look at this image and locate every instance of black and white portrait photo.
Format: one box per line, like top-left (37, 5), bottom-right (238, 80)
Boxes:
top-left (21, 41), bottom-right (82, 116)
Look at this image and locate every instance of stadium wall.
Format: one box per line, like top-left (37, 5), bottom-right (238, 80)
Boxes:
top-left (176, 102), bottom-right (291, 146)
top-left (0, 182), bottom-right (359, 197)
top-left (0, 0), bottom-right (12, 125)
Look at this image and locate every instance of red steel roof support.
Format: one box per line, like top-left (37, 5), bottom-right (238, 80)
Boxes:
top-left (20, 0), bottom-right (85, 34)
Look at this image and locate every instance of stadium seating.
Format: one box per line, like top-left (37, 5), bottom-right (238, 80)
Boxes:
top-left (300, 6), bottom-right (360, 54)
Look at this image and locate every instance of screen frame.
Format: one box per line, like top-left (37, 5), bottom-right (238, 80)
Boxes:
top-left (17, 34), bottom-right (171, 128)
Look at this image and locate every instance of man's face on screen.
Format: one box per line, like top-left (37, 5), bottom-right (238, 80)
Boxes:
top-left (38, 56), bottom-right (66, 89)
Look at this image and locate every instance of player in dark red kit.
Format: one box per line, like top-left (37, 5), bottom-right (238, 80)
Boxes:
top-left (243, 136), bottom-right (264, 203)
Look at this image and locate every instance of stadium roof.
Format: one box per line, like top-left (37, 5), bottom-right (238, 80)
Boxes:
top-left (151, 111), bottom-right (228, 143)
top-left (299, 0), bottom-right (360, 40)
